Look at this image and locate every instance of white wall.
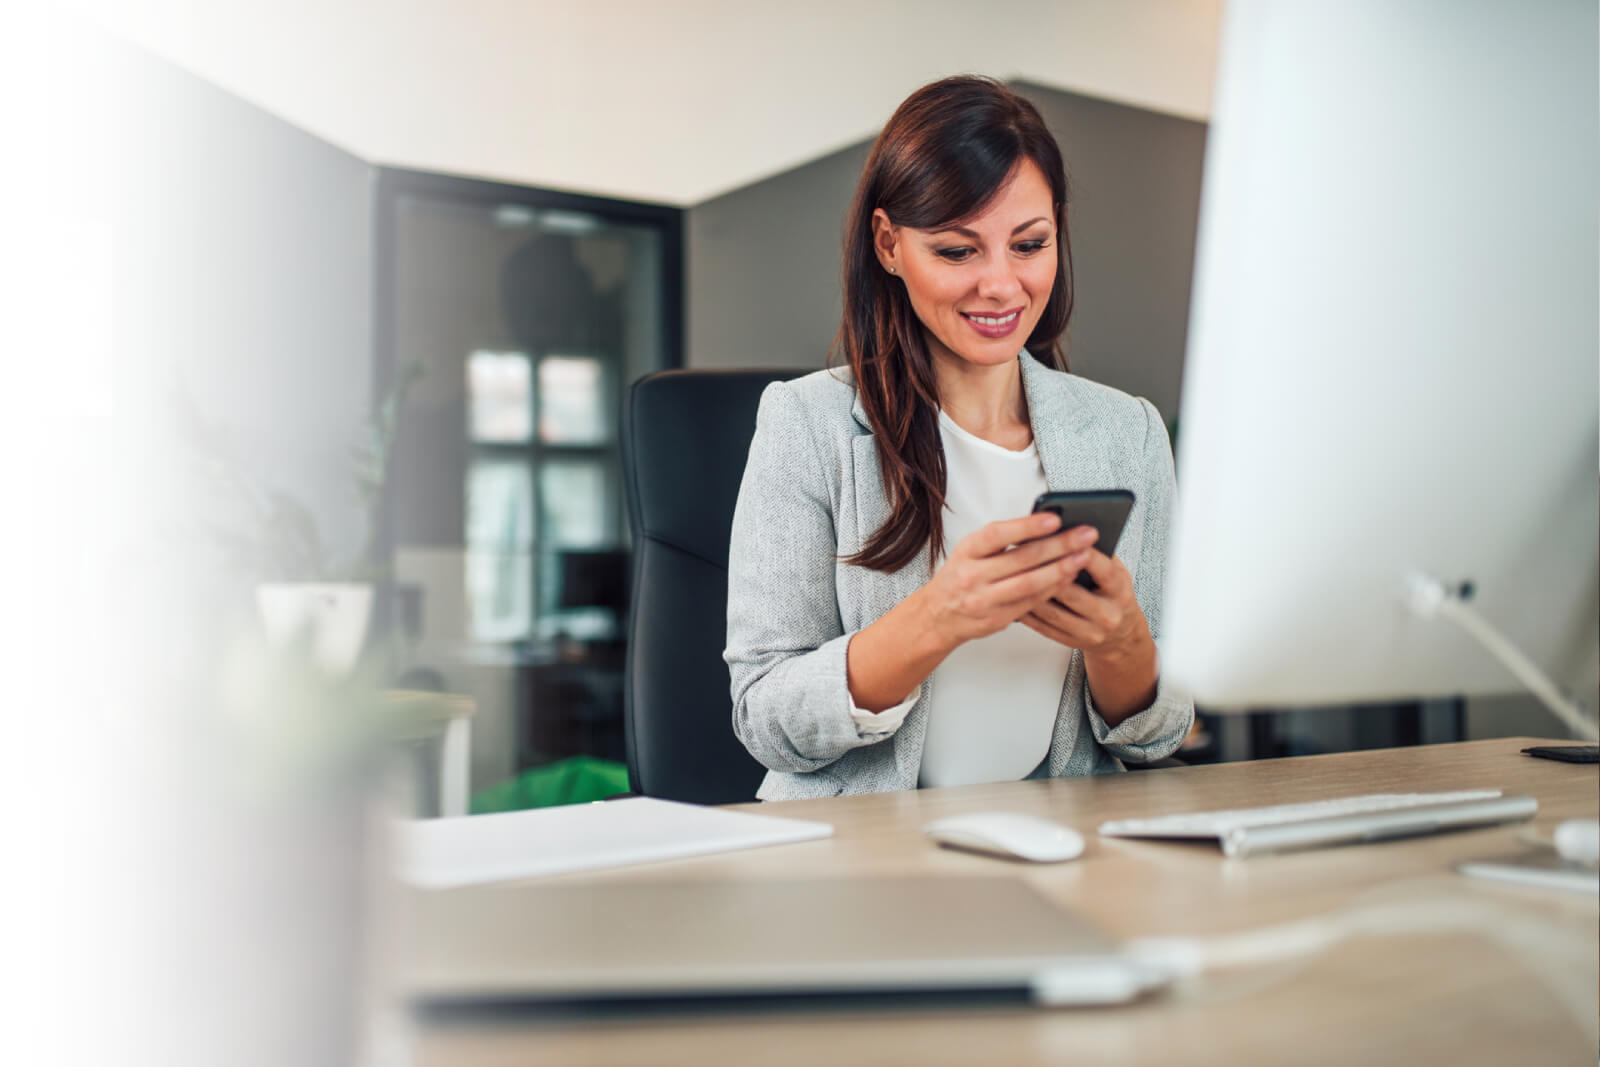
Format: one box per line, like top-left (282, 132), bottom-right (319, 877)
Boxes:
top-left (84, 0), bottom-right (1222, 205)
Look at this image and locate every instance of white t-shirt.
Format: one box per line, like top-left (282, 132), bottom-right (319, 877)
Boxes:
top-left (848, 408), bottom-right (1074, 787)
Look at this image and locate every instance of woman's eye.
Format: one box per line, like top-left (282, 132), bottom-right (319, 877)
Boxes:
top-left (1014, 240), bottom-right (1050, 255)
top-left (935, 247), bottom-right (975, 262)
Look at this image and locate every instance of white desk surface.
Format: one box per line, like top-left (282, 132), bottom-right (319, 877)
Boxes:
top-left (412, 737), bottom-right (1599, 1066)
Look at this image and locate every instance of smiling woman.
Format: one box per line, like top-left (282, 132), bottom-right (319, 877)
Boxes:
top-left (843, 76), bottom-right (1074, 569)
top-left (723, 76), bottom-right (1194, 801)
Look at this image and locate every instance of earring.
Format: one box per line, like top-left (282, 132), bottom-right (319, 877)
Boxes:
top-left (888, 266), bottom-right (897, 275)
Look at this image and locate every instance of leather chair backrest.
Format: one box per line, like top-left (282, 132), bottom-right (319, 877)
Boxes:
top-left (621, 368), bottom-right (809, 804)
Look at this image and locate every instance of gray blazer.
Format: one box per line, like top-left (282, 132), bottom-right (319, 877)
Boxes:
top-left (724, 350), bottom-right (1194, 802)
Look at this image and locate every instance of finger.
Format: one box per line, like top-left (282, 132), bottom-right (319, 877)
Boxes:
top-left (1077, 548), bottom-right (1130, 597)
top-left (978, 528), bottom-right (1084, 581)
top-left (1018, 612), bottom-right (1078, 649)
top-left (1031, 595), bottom-right (1088, 627)
top-left (1028, 601), bottom-right (1103, 646)
top-left (991, 548), bottom-right (1092, 604)
top-left (961, 511), bottom-right (1086, 560)
top-left (1051, 580), bottom-right (1119, 631)
top-left (961, 511), bottom-right (1060, 558)
top-left (984, 522), bottom-right (1100, 581)
top-left (998, 572), bottom-right (1100, 630)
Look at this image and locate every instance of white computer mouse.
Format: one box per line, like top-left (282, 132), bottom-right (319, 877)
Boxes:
top-left (924, 812), bottom-right (1086, 863)
top-left (1554, 818), bottom-right (1599, 864)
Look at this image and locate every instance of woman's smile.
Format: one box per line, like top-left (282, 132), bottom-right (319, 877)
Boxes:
top-left (960, 306), bottom-right (1024, 338)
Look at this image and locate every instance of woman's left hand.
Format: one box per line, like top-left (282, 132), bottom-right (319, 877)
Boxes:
top-left (1019, 544), bottom-right (1159, 722)
top-left (1018, 546), bottom-right (1148, 657)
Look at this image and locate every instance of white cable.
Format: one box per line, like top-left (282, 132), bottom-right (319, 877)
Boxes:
top-left (1127, 893), bottom-right (1600, 1043)
top-left (1405, 574), bottom-right (1598, 742)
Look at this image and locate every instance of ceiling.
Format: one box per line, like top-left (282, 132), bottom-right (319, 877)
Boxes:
top-left (85, 0), bottom-right (1223, 206)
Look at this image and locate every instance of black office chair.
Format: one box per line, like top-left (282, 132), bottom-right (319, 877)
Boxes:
top-left (621, 368), bottom-right (809, 804)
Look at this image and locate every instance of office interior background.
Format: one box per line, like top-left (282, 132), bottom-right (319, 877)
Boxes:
top-left (38, 0), bottom-right (1594, 806)
top-left (10, 4), bottom-right (1597, 1065)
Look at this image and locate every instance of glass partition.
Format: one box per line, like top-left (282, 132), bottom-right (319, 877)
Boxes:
top-left (376, 169), bottom-right (681, 801)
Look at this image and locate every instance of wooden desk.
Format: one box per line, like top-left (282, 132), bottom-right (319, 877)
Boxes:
top-left (414, 738), bottom-right (1598, 1066)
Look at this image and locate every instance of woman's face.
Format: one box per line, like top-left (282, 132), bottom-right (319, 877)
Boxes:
top-left (873, 159), bottom-right (1058, 373)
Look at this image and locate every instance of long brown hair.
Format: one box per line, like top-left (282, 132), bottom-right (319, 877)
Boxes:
top-left (834, 76), bottom-right (1074, 573)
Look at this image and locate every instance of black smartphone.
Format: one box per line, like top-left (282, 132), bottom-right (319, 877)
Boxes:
top-left (1030, 490), bottom-right (1136, 591)
top-left (1521, 745), bottom-right (1600, 764)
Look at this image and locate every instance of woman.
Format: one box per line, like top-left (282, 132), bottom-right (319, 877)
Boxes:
top-left (724, 76), bottom-right (1193, 801)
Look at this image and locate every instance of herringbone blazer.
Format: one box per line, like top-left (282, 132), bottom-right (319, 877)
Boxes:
top-left (725, 350), bottom-right (1194, 801)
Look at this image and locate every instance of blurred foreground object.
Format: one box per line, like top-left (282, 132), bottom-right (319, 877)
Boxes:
top-left (380, 689), bottom-right (475, 817)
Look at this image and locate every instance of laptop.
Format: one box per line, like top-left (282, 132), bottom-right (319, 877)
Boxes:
top-left (406, 875), bottom-right (1164, 1011)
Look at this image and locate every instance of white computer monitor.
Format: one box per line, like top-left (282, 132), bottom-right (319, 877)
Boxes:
top-left (1163, 0), bottom-right (1598, 721)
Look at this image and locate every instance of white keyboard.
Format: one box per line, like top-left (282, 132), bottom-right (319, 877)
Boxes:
top-left (1098, 790), bottom-right (1535, 858)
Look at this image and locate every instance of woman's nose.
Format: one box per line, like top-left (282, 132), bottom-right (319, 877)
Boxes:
top-left (974, 256), bottom-right (1022, 301)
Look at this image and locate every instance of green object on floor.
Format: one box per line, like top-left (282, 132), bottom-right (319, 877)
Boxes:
top-left (470, 756), bottom-right (632, 813)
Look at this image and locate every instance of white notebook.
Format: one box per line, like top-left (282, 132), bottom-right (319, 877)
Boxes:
top-left (394, 797), bottom-right (832, 889)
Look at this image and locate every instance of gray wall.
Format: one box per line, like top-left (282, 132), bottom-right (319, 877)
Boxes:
top-left (686, 141), bottom-right (870, 372)
top-left (1018, 82), bottom-right (1207, 422)
top-left (685, 81), bottom-right (1208, 424)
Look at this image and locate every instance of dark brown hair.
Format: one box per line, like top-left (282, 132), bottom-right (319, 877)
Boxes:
top-left (833, 75), bottom-right (1074, 573)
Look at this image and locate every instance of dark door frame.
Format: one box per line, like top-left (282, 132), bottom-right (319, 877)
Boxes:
top-left (370, 166), bottom-right (685, 569)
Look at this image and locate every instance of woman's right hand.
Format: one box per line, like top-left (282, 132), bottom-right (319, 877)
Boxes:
top-left (845, 511), bottom-right (1096, 713)
top-left (916, 511), bottom-right (1099, 652)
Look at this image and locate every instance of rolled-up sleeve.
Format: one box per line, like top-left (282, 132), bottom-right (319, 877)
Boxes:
top-left (1084, 397), bottom-right (1195, 763)
top-left (725, 383), bottom-right (902, 773)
